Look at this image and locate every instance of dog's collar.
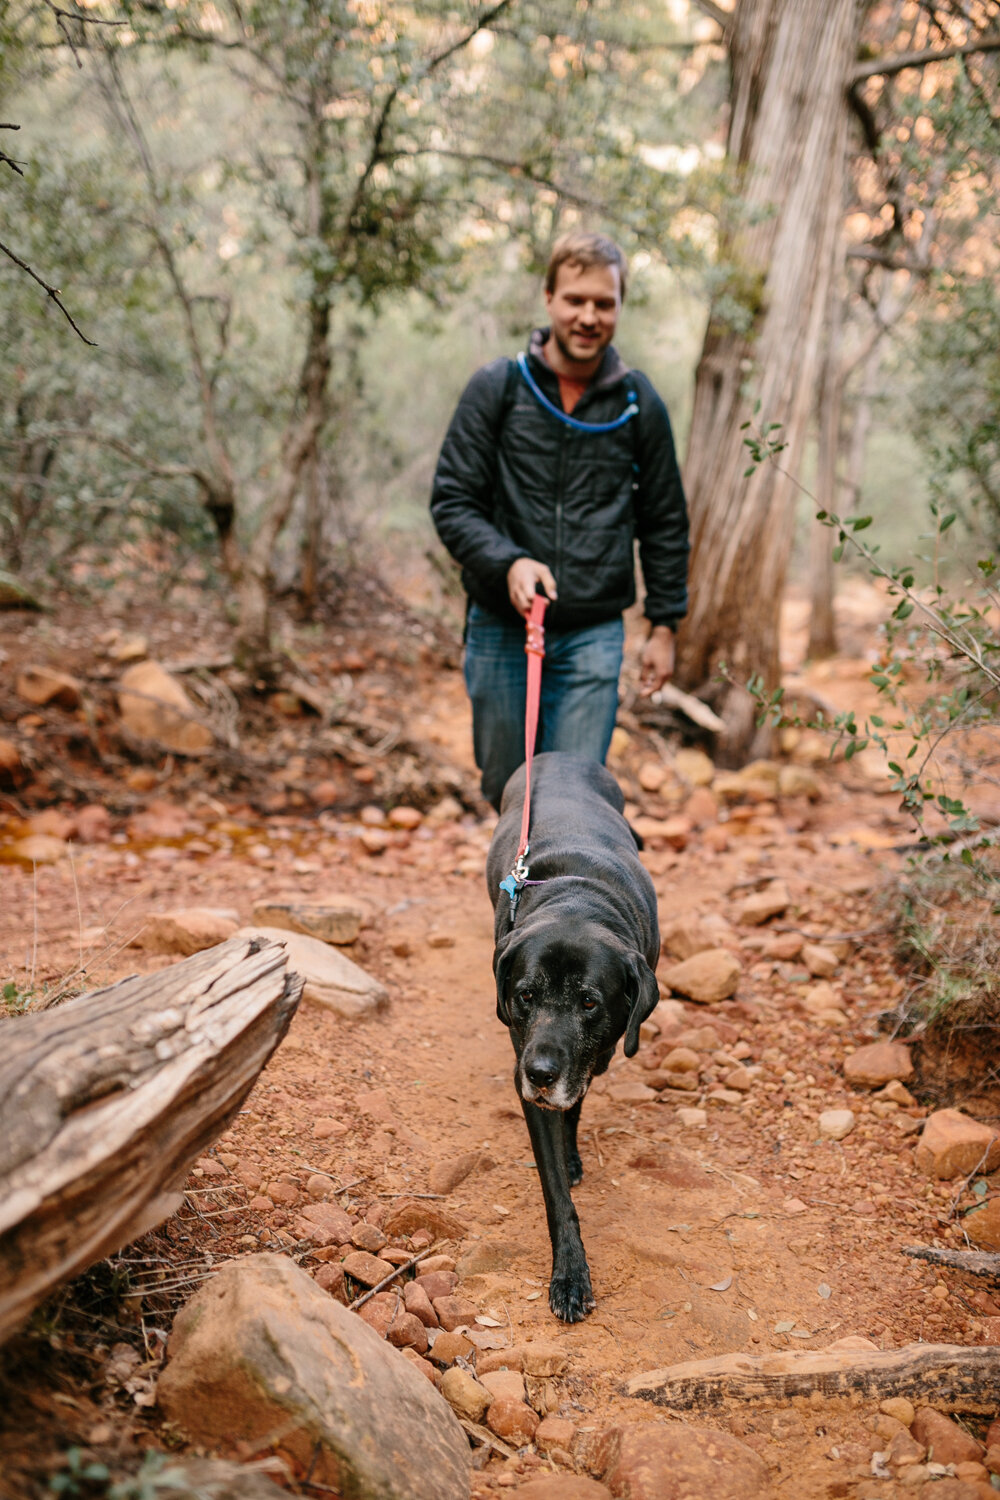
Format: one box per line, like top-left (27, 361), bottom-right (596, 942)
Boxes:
top-left (499, 862), bottom-right (593, 926)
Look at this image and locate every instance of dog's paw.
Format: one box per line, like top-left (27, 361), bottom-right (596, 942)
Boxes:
top-left (549, 1270), bottom-right (595, 1323)
top-left (566, 1149), bottom-right (583, 1187)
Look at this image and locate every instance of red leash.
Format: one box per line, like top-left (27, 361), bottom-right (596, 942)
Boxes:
top-left (516, 590), bottom-right (549, 868)
top-left (499, 591), bottom-right (548, 919)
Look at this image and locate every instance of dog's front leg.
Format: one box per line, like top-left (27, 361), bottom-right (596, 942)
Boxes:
top-left (521, 1098), bottom-right (595, 1322)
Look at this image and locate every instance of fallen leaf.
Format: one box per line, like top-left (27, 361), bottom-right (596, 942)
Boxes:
top-left (710, 1276), bottom-right (733, 1292)
top-left (818, 1283), bottom-right (832, 1299)
top-left (789, 1330), bottom-right (814, 1338)
top-left (747, 1308), bottom-right (758, 1321)
top-left (525, 1291), bottom-right (542, 1301)
top-left (774, 1320), bottom-right (795, 1333)
top-left (475, 1315), bottom-right (504, 1327)
top-left (492, 1204), bottom-right (510, 1217)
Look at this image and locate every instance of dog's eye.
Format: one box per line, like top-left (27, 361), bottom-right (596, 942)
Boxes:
top-left (581, 997), bottom-right (597, 1012)
top-left (517, 991), bottom-right (532, 1005)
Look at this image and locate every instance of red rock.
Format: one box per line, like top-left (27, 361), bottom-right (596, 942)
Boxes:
top-left (522, 1343), bottom-right (569, 1377)
top-left (351, 1223), bottom-right (388, 1253)
top-left (436, 1367), bottom-right (488, 1422)
top-left (911, 1408), bottom-right (984, 1466)
top-left (685, 788), bottom-right (718, 827)
top-left (535, 1415), bottom-right (578, 1453)
top-left (426, 1329), bottom-right (474, 1366)
top-left (514, 1479), bottom-right (611, 1500)
top-left (26, 809), bottom-right (76, 840)
top-left (660, 949), bottom-right (741, 1004)
top-left (74, 804), bottom-right (112, 842)
top-left (432, 1294), bottom-right (478, 1332)
top-left (428, 1151), bottom-right (496, 1195)
top-left (388, 1310), bottom-right (429, 1354)
top-left (416, 1253), bottom-right (455, 1274)
top-left (403, 1281), bottom-right (439, 1328)
top-left (479, 1369), bottom-right (525, 1403)
top-left (843, 1040), bottom-right (914, 1087)
top-left (486, 1397), bottom-right (539, 1443)
top-left (477, 1348), bottom-right (526, 1374)
top-left (965, 1198), bottom-right (1000, 1251)
top-left (16, 665), bottom-right (82, 709)
top-left (763, 932), bottom-right (804, 960)
top-left (313, 1117), bottom-right (347, 1139)
top-left (381, 1247), bottom-right (415, 1266)
top-left (915, 1109), bottom-right (1000, 1179)
top-left (356, 1291), bottom-right (397, 1337)
top-left (599, 1421), bottom-right (771, 1499)
top-left (248, 1196), bottom-right (273, 1212)
top-left (294, 1202), bottom-right (352, 1246)
top-left (398, 1347), bottom-right (437, 1383)
top-left (381, 1197), bottom-right (467, 1240)
top-left (341, 1251), bottom-right (394, 1287)
top-left (388, 806), bottom-right (423, 830)
top-left (738, 881), bottom-right (790, 925)
top-left (236, 1163), bottom-right (263, 1192)
top-left (265, 1180), bottom-right (300, 1208)
top-left (313, 1263), bottom-right (347, 1301)
top-left (416, 1270), bottom-right (458, 1301)
top-left (0, 736), bottom-right (23, 779)
top-left (887, 1429), bottom-right (926, 1467)
top-left (701, 825), bottom-right (730, 852)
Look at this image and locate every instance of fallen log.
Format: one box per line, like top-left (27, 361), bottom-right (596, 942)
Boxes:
top-left (903, 1245), bottom-right (1000, 1278)
top-left (0, 936), bottom-right (301, 1345)
top-left (626, 1343), bottom-right (1000, 1414)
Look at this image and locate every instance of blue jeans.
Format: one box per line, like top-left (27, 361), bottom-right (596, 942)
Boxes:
top-left (464, 602), bottom-right (624, 810)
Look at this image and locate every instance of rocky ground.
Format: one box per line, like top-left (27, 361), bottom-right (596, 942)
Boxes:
top-left (1, 582), bottom-right (999, 1500)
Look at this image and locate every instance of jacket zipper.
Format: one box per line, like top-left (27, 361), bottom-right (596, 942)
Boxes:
top-left (554, 420), bottom-right (569, 599)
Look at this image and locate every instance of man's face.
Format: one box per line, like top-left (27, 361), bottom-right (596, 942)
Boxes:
top-left (545, 260), bottom-right (622, 369)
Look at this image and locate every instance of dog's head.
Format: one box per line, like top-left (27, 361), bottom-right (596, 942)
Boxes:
top-left (494, 919), bottom-right (659, 1110)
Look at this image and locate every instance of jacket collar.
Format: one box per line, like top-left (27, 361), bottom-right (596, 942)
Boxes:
top-left (527, 328), bottom-right (630, 391)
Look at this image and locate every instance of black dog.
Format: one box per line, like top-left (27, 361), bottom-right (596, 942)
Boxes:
top-left (486, 752), bottom-right (660, 1322)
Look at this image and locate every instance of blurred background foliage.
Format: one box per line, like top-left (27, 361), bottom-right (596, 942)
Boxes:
top-left (1, 0), bottom-right (998, 620)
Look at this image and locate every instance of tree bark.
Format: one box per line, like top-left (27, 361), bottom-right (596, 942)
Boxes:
top-left (627, 1342), bottom-right (1000, 1413)
top-left (676, 0), bottom-right (864, 762)
top-left (0, 936), bottom-right (301, 1345)
top-left (807, 251), bottom-right (848, 659)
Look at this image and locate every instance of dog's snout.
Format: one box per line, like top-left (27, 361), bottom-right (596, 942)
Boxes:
top-left (524, 1050), bottom-right (562, 1090)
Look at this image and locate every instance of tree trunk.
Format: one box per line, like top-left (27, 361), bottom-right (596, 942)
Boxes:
top-left (0, 936), bottom-right (301, 1345)
top-left (807, 252), bottom-right (848, 659)
top-left (676, 0), bottom-right (863, 762)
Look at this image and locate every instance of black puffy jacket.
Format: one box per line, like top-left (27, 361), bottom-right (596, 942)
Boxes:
top-left (430, 330), bottom-right (689, 631)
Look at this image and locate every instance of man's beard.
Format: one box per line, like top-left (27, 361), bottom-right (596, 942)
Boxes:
top-left (553, 328), bottom-right (605, 366)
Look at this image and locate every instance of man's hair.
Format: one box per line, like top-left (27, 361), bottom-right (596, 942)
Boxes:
top-left (545, 231), bottom-right (628, 302)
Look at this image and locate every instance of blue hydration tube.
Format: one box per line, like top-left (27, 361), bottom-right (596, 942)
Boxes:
top-left (516, 352), bottom-right (638, 434)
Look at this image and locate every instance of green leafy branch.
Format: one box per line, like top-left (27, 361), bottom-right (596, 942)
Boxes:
top-left (741, 413), bottom-right (1000, 857)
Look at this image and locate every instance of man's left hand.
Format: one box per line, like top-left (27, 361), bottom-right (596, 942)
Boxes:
top-left (638, 625), bottom-right (675, 698)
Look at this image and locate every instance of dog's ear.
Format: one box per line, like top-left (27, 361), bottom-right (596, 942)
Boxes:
top-left (493, 934), bottom-right (519, 1026)
top-left (622, 952), bottom-right (660, 1057)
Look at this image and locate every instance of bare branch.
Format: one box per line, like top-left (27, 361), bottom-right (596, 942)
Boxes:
top-left (850, 31), bottom-right (1000, 84)
top-left (0, 239), bottom-right (96, 345)
top-left (1, 121), bottom-right (24, 177)
top-left (846, 244), bottom-right (934, 272)
top-left (689, 0), bottom-right (735, 35)
top-left (46, 1), bottom-right (126, 68)
top-left (51, 428), bottom-right (211, 488)
top-left (346, 0), bottom-right (517, 225)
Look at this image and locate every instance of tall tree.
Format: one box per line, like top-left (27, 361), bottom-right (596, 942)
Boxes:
top-left (676, 0), bottom-right (863, 759)
top-left (676, 0), bottom-right (1000, 760)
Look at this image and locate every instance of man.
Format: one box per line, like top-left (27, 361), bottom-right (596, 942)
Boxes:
top-left (431, 230), bottom-right (689, 811)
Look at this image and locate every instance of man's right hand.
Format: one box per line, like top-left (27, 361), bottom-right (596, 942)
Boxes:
top-left (507, 557), bottom-right (558, 617)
